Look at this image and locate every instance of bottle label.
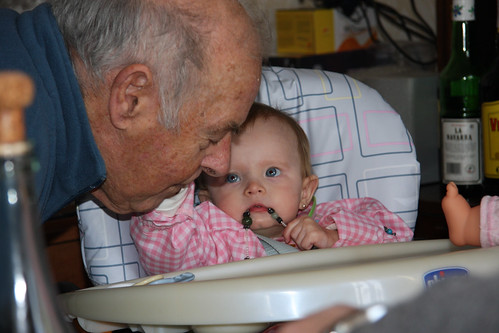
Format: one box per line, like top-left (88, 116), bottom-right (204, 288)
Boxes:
top-left (452, 0), bottom-right (475, 21)
top-left (482, 101), bottom-right (499, 179)
top-left (441, 118), bottom-right (482, 184)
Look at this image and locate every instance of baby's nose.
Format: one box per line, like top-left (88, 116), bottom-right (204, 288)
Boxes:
top-left (245, 180), bottom-right (265, 195)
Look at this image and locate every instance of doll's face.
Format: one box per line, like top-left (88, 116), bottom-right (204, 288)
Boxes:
top-left (204, 116), bottom-right (312, 237)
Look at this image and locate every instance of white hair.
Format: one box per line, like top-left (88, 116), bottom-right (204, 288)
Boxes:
top-left (49, 0), bottom-right (206, 129)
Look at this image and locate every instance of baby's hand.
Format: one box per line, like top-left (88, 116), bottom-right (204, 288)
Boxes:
top-left (283, 216), bottom-right (338, 250)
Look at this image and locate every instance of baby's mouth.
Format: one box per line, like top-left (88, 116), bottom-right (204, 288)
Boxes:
top-left (248, 204), bottom-right (268, 213)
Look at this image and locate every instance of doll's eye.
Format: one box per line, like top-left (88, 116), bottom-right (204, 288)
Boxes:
top-left (265, 167), bottom-right (281, 177)
top-left (225, 173), bottom-right (240, 183)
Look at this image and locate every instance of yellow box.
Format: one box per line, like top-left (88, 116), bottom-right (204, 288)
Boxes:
top-left (275, 8), bottom-right (376, 55)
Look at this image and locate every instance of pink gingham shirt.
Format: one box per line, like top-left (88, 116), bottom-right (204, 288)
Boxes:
top-left (131, 183), bottom-right (413, 275)
top-left (480, 195), bottom-right (499, 248)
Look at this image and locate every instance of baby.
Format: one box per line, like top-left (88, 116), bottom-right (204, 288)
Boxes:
top-left (131, 103), bottom-right (413, 275)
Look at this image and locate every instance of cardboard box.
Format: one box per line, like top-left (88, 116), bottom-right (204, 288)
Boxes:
top-left (275, 8), bottom-right (376, 55)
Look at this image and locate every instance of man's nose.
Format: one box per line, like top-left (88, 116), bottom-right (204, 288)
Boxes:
top-left (200, 134), bottom-right (231, 177)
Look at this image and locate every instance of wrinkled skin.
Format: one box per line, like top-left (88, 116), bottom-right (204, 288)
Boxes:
top-left (85, 0), bottom-right (262, 214)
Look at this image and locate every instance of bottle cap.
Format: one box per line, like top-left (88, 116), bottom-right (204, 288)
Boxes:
top-left (452, 0), bottom-right (475, 21)
top-left (0, 71), bottom-right (34, 144)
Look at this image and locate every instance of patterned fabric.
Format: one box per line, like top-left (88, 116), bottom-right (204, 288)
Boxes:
top-left (307, 197), bottom-right (413, 247)
top-left (77, 199), bottom-right (145, 285)
top-left (131, 183), bottom-right (413, 275)
top-left (130, 183), bottom-right (266, 275)
top-left (480, 196), bottom-right (499, 248)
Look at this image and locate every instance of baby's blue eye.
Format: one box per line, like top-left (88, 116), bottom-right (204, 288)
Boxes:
top-left (265, 167), bottom-right (280, 177)
top-left (225, 173), bottom-right (240, 183)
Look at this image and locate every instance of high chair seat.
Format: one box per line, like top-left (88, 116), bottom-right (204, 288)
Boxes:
top-left (77, 66), bottom-right (420, 286)
top-left (60, 240), bottom-right (499, 333)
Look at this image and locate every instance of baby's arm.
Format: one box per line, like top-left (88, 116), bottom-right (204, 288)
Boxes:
top-left (315, 198), bottom-right (413, 247)
top-left (442, 182), bottom-right (481, 246)
top-left (283, 216), bottom-right (339, 250)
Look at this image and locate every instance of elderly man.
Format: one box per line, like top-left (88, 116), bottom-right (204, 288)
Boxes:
top-left (0, 0), bottom-right (262, 221)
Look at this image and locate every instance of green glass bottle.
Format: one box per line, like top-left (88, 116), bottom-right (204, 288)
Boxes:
top-left (439, 0), bottom-right (483, 205)
top-left (481, 5), bottom-right (499, 196)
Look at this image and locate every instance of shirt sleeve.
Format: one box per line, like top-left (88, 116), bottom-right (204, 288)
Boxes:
top-left (314, 198), bottom-right (414, 247)
top-left (480, 195), bottom-right (499, 248)
top-left (130, 200), bottom-right (266, 275)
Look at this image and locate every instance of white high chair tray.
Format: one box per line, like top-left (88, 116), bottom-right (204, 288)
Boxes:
top-left (59, 239), bottom-right (499, 333)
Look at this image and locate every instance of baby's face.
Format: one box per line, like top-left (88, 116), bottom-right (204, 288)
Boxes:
top-left (204, 116), bottom-right (306, 238)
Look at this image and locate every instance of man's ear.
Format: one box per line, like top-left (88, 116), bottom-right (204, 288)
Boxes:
top-left (108, 64), bottom-right (154, 130)
top-left (300, 175), bottom-right (319, 209)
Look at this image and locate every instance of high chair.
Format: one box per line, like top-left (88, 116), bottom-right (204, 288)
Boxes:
top-left (75, 66), bottom-right (421, 286)
top-left (59, 66), bottom-right (499, 333)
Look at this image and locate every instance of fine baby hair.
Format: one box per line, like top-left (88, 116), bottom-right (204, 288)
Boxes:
top-left (197, 101), bottom-right (317, 224)
top-left (196, 101), bottom-right (313, 202)
top-left (235, 102), bottom-right (314, 178)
